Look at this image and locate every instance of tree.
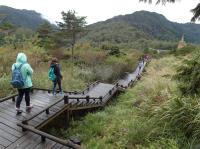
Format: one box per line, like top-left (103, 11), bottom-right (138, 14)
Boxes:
top-left (57, 10), bottom-right (87, 64)
top-left (37, 21), bottom-right (55, 49)
top-left (139, 0), bottom-right (200, 22)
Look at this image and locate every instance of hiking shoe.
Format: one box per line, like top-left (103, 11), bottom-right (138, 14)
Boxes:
top-left (16, 107), bottom-right (23, 115)
top-left (52, 92), bottom-right (56, 96)
top-left (26, 104), bottom-right (33, 112)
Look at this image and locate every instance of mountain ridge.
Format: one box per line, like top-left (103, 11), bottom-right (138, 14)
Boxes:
top-left (83, 10), bottom-right (200, 44)
top-left (1, 6), bottom-right (200, 45)
top-left (0, 5), bottom-right (49, 30)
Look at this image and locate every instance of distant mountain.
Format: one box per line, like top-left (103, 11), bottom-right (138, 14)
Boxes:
top-left (1, 6), bottom-right (200, 45)
top-left (82, 11), bottom-right (200, 44)
top-left (0, 5), bottom-right (49, 30)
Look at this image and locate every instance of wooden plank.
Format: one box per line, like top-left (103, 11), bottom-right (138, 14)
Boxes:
top-left (0, 104), bottom-right (25, 121)
top-left (0, 117), bottom-right (21, 132)
top-left (52, 143), bottom-right (64, 149)
top-left (13, 133), bottom-right (40, 149)
top-left (0, 136), bottom-right (12, 147)
top-left (0, 123), bottom-right (22, 138)
top-left (0, 103), bottom-right (44, 125)
top-left (3, 100), bottom-right (42, 116)
top-left (5, 133), bottom-right (33, 149)
top-left (8, 100), bottom-right (44, 114)
top-left (0, 144), bottom-right (5, 149)
top-left (33, 139), bottom-right (56, 149)
top-left (32, 94), bottom-right (62, 110)
top-left (20, 134), bottom-right (44, 149)
top-left (0, 111), bottom-right (20, 124)
top-left (0, 128), bottom-right (18, 142)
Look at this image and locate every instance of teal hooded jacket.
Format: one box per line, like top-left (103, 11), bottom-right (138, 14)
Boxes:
top-left (12, 53), bottom-right (33, 89)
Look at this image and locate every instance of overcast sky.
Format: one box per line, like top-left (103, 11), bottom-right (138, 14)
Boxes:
top-left (0, 0), bottom-right (199, 24)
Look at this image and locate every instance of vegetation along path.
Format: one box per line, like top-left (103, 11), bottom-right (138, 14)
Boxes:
top-left (0, 60), bottom-right (147, 149)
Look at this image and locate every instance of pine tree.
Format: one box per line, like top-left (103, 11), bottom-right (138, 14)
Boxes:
top-left (57, 10), bottom-right (87, 64)
top-left (37, 21), bottom-right (55, 49)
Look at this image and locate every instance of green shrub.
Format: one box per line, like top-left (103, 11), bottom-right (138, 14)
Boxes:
top-left (174, 50), bottom-right (200, 96)
top-left (0, 74), bottom-right (15, 97)
top-left (154, 96), bottom-right (200, 146)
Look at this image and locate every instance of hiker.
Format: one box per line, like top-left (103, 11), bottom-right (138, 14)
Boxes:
top-left (11, 53), bottom-right (33, 114)
top-left (137, 60), bottom-right (143, 79)
top-left (49, 57), bottom-right (63, 95)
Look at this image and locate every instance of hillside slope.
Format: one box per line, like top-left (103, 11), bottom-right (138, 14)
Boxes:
top-left (82, 11), bottom-right (200, 44)
top-left (0, 5), bottom-right (48, 30)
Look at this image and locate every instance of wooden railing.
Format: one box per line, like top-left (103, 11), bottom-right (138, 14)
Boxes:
top-left (0, 93), bottom-right (18, 103)
top-left (22, 96), bottom-right (66, 125)
top-left (17, 123), bottom-right (82, 149)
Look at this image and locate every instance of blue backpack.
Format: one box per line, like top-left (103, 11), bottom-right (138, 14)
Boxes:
top-left (11, 64), bottom-right (25, 88)
top-left (48, 67), bottom-right (56, 81)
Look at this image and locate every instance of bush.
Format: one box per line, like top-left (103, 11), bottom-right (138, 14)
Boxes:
top-left (174, 49), bottom-right (200, 96)
top-left (171, 44), bottom-right (196, 56)
top-left (154, 96), bottom-right (200, 147)
top-left (0, 74), bottom-right (15, 97)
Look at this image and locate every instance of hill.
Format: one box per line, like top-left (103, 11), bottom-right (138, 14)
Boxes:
top-left (0, 5), bottom-right (49, 30)
top-left (82, 11), bottom-right (200, 45)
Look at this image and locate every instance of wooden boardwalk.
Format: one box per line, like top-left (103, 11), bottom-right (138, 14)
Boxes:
top-left (0, 61), bottom-right (147, 149)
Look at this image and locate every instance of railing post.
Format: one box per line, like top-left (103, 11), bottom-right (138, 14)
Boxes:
top-left (109, 90), bottom-right (112, 95)
top-left (12, 97), bottom-right (15, 102)
top-left (22, 121), bottom-right (28, 132)
top-left (86, 95), bottom-right (90, 103)
top-left (64, 96), bottom-right (68, 104)
top-left (41, 136), bottom-right (46, 142)
top-left (46, 109), bottom-right (50, 115)
top-left (99, 96), bottom-right (103, 103)
top-left (116, 83), bottom-right (119, 87)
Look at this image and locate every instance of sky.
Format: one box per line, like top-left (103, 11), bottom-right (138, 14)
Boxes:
top-left (0, 0), bottom-right (199, 24)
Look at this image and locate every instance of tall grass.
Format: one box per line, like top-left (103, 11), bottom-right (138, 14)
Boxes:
top-left (62, 55), bottom-right (200, 148)
top-left (0, 43), bottom-right (141, 98)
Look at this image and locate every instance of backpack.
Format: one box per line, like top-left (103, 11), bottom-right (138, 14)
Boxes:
top-left (11, 64), bottom-right (25, 88)
top-left (48, 67), bottom-right (56, 81)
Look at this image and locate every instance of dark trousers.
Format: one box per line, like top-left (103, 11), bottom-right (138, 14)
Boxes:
top-left (53, 78), bottom-right (62, 94)
top-left (16, 88), bottom-right (31, 108)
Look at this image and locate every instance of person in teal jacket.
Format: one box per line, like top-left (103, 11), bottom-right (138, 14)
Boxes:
top-left (12, 53), bottom-right (33, 114)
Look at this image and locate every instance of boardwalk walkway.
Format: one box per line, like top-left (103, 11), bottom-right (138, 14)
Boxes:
top-left (0, 61), bottom-right (147, 149)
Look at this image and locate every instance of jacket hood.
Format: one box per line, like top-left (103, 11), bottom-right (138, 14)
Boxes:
top-left (16, 53), bottom-right (27, 63)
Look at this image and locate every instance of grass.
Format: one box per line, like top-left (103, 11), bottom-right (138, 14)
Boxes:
top-left (0, 44), bottom-right (141, 98)
top-left (62, 55), bottom-right (194, 149)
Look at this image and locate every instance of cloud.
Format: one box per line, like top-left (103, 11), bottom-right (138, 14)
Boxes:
top-left (0, 0), bottom-right (199, 24)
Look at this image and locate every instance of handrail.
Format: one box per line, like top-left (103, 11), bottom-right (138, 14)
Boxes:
top-left (33, 81), bottom-right (100, 95)
top-left (17, 123), bottom-right (82, 149)
top-left (0, 93), bottom-right (18, 103)
top-left (64, 95), bottom-right (103, 105)
top-left (22, 96), bottom-right (66, 124)
top-left (81, 81), bottom-right (100, 94)
top-left (66, 96), bottom-right (103, 100)
top-left (33, 87), bottom-right (82, 94)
